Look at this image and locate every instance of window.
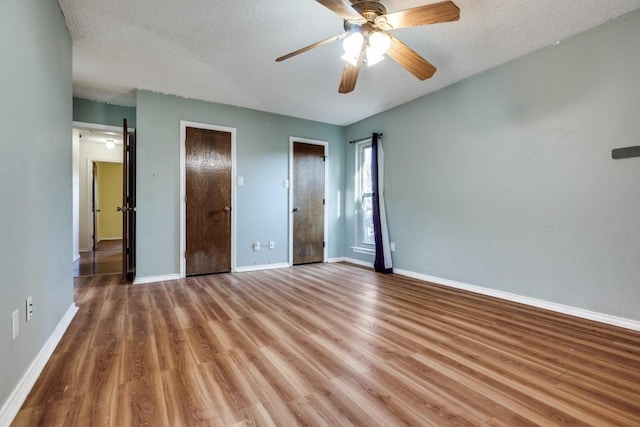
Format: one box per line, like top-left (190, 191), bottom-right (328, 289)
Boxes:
top-left (354, 140), bottom-right (374, 252)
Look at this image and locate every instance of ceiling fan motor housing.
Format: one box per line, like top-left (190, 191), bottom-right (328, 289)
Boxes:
top-left (352, 1), bottom-right (387, 21)
top-left (345, 0), bottom-right (387, 31)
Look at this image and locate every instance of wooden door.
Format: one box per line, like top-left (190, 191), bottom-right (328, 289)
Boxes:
top-left (186, 127), bottom-right (232, 275)
top-left (292, 142), bottom-right (325, 265)
top-left (91, 162), bottom-right (98, 251)
top-left (121, 119), bottom-right (136, 283)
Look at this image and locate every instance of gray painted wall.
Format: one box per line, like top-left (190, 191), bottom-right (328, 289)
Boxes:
top-left (74, 97), bottom-right (136, 128)
top-left (0, 0), bottom-right (73, 409)
top-left (136, 91), bottom-right (346, 278)
top-left (345, 10), bottom-right (640, 320)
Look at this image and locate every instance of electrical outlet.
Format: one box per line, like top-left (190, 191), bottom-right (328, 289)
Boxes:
top-left (269, 240), bottom-right (275, 249)
top-left (254, 241), bottom-right (261, 251)
top-left (390, 242), bottom-right (396, 252)
top-left (11, 310), bottom-right (19, 340)
top-left (26, 296), bottom-right (33, 322)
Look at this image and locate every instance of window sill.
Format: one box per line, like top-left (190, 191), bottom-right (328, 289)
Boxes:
top-left (351, 246), bottom-right (375, 256)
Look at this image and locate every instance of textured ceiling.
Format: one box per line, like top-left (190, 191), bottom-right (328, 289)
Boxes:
top-left (78, 129), bottom-right (123, 146)
top-left (58, 0), bottom-right (640, 126)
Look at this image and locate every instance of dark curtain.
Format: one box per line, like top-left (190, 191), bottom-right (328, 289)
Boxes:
top-left (371, 133), bottom-right (393, 274)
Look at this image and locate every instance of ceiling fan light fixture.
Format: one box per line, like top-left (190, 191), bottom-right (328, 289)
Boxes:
top-left (365, 47), bottom-right (385, 66)
top-left (342, 32), bottom-right (364, 61)
top-left (275, 0), bottom-right (460, 93)
top-left (368, 31), bottom-right (391, 54)
top-left (364, 31), bottom-right (390, 66)
top-left (341, 51), bottom-right (360, 66)
top-left (343, 32), bottom-right (364, 54)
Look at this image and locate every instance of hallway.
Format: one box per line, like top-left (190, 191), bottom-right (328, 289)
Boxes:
top-left (73, 240), bottom-right (122, 277)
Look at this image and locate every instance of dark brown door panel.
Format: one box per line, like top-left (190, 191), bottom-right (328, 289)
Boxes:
top-left (293, 142), bottom-right (325, 265)
top-left (186, 127), bottom-right (232, 275)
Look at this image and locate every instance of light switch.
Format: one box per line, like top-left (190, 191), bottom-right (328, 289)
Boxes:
top-left (237, 176), bottom-right (244, 186)
top-left (283, 179), bottom-right (289, 188)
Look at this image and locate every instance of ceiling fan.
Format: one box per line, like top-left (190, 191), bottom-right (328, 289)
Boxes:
top-left (276, 0), bottom-right (460, 94)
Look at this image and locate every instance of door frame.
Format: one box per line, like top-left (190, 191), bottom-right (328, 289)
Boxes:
top-left (179, 120), bottom-right (237, 277)
top-left (75, 121), bottom-right (131, 253)
top-left (91, 161), bottom-right (98, 251)
top-left (288, 137), bottom-right (329, 266)
top-left (86, 158), bottom-right (123, 250)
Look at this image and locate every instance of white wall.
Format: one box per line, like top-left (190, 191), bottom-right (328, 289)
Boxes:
top-left (78, 139), bottom-right (122, 251)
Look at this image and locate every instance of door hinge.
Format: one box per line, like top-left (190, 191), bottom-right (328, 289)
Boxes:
top-left (323, 199), bottom-right (325, 205)
top-left (323, 241), bottom-right (325, 248)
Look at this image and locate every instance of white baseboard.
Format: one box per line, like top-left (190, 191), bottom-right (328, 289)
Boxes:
top-left (0, 303), bottom-right (78, 426)
top-left (97, 237), bottom-right (122, 242)
top-left (343, 257), bottom-right (374, 268)
top-left (133, 274), bottom-right (181, 285)
top-left (337, 260), bottom-right (639, 331)
top-left (393, 268), bottom-right (640, 332)
top-left (134, 264), bottom-right (291, 283)
top-left (235, 263), bottom-right (290, 273)
top-left (327, 257), bottom-right (345, 263)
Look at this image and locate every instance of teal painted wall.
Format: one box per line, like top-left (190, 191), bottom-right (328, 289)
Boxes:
top-left (73, 97), bottom-right (136, 128)
top-left (136, 91), bottom-right (346, 277)
top-left (0, 0), bottom-right (73, 412)
top-left (345, 10), bottom-right (640, 320)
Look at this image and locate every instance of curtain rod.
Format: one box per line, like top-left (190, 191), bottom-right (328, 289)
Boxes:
top-left (349, 133), bottom-right (383, 144)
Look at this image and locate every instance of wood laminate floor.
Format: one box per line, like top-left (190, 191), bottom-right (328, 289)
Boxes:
top-left (73, 240), bottom-right (122, 277)
top-left (13, 263), bottom-right (640, 426)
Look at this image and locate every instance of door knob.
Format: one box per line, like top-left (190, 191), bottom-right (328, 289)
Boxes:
top-left (223, 206), bottom-right (231, 212)
top-left (116, 207), bottom-right (124, 212)
top-left (292, 207), bottom-right (299, 212)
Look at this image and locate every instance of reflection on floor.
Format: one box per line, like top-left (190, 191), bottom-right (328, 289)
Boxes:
top-left (73, 239), bottom-right (122, 277)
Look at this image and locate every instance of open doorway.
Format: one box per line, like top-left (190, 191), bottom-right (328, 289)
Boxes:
top-left (72, 125), bottom-right (124, 277)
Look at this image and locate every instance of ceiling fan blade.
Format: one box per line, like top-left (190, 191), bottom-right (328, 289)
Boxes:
top-left (385, 34), bottom-right (437, 80)
top-left (338, 44), bottom-right (366, 93)
top-left (276, 32), bottom-right (349, 62)
top-left (315, 0), bottom-right (366, 24)
top-left (375, 1), bottom-right (460, 30)
top-left (338, 64), bottom-right (360, 94)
